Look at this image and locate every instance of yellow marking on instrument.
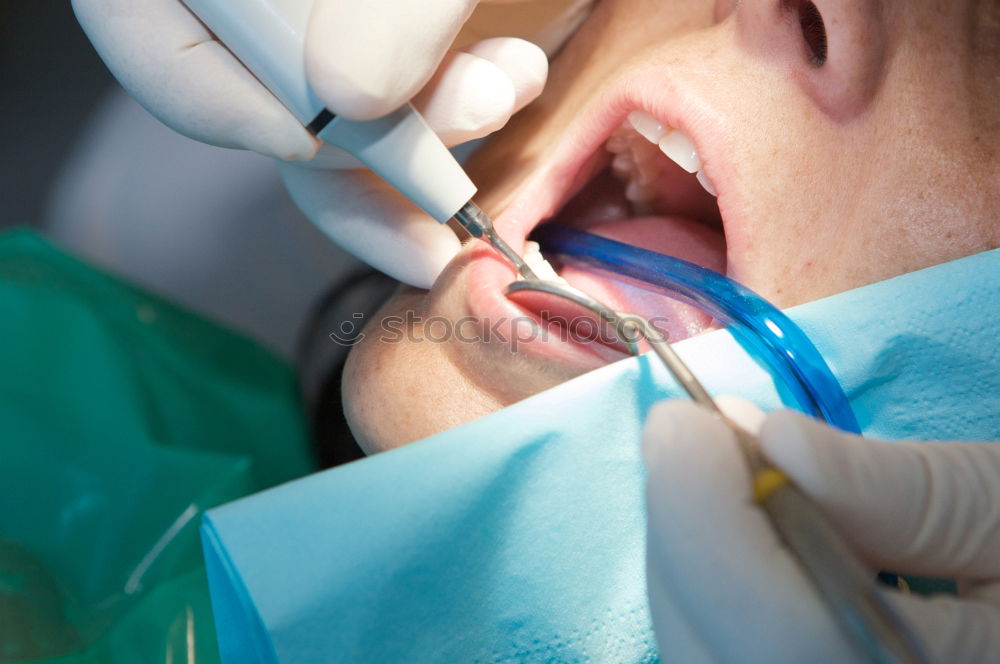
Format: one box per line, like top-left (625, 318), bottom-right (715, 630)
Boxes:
top-left (753, 468), bottom-right (791, 503)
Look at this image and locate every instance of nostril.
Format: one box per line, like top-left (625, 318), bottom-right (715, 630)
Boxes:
top-left (743, 0), bottom-right (884, 120)
top-left (783, 0), bottom-right (828, 67)
top-left (799, 2), bottom-right (828, 66)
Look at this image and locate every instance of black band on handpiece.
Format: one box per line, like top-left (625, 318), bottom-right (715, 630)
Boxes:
top-left (306, 108), bottom-right (337, 135)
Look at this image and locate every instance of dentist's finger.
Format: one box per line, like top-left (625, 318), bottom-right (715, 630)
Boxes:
top-left (713, 394), bottom-right (768, 435)
top-left (642, 401), bottom-right (858, 663)
top-left (412, 38), bottom-right (548, 145)
top-left (72, 0), bottom-right (319, 161)
top-left (306, 0), bottom-right (480, 121)
top-left (411, 51), bottom-right (517, 146)
top-left (645, 544), bottom-right (716, 664)
top-left (280, 165), bottom-right (461, 289)
top-left (761, 411), bottom-right (1000, 579)
top-left (462, 38), bottom-right (548, 113)
top-left (882, 585), bottom-right (1000, 663)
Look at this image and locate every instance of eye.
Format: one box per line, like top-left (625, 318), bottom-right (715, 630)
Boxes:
top-left (783, 0), bottom-right (828, 67)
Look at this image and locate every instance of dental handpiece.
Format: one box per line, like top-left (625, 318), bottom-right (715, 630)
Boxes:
top-left (180, 0), bottom-right (537, 281)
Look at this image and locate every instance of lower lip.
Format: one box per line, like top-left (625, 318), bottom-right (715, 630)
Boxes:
top-left (465, 240), bottom-right (629, 367)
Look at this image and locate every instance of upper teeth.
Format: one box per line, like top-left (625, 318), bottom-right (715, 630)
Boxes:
top-left (609, 110), bottom-right (716, 198)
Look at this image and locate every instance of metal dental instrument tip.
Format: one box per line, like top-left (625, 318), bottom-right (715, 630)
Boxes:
top-left (454, 202), bottom-right (539, 281)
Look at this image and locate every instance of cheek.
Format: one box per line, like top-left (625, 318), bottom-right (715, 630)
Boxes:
top-left (340, 291), bottom-right (531, 454)
top-left (733, 131), bottom-right (884, 303)
top-left (341, 295), bottom-right (496, 453)
top-left (690, 68), bottom-right (889, 304)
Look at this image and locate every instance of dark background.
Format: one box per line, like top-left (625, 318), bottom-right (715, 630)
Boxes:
top-left (1, 2), bottom-right (114, 227)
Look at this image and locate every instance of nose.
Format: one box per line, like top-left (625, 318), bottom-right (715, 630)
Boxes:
top-left (721, 0), bottom-right (887, 120)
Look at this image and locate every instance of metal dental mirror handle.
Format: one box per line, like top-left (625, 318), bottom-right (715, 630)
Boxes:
top-left (180, 0), bottom-right (538, 279)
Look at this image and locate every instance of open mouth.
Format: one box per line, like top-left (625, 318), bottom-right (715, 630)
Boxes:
top-left (464, 101), bottom-right (733, 367)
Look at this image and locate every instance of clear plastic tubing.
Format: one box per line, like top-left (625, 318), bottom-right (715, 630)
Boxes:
top-left (532, 224), bottom-right (861, 434)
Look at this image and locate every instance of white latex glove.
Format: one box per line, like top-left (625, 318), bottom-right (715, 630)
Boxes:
top-left (72, 0), bottom-right (593, 288)
top-left (642, 398), bottom-right (1000, 663)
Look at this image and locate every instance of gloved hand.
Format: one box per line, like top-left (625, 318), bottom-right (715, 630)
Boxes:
top-left (72, 0), bottom-right (593, 287)
top-left (642, 397), bottom-right (1000, 663)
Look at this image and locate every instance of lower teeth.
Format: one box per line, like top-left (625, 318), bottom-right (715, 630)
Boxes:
top-left (522, 241), bottom-right (567, 283)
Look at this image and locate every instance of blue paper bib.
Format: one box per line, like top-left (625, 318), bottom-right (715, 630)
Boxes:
top-left (203, 250), bottom-right (1000, 663)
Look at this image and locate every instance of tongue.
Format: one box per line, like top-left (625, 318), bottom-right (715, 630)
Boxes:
top-left (556, 215), bottom-right (727, 343)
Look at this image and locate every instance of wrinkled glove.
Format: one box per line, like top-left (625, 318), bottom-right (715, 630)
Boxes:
top-left (72, 0), bottom-right (593, 287)
top-left (642, 397), bottom-right (1000, 663)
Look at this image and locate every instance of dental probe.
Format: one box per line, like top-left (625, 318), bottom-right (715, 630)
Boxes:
top-left (453, 204), bottom-right (539, 280)
top-left (181, 0), bottom-right (537, 281)
top-left (506, 279), bottom-right (932, 664)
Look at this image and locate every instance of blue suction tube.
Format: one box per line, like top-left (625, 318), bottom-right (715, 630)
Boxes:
top-left (532, 224), bottom-right (860, 434)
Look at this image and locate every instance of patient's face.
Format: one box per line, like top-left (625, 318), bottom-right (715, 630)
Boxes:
top-left (345, 0), bottom-right (1000, 453)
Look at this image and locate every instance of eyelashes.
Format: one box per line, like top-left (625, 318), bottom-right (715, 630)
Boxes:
top-left (783, 0), bottom-right (829, 67)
